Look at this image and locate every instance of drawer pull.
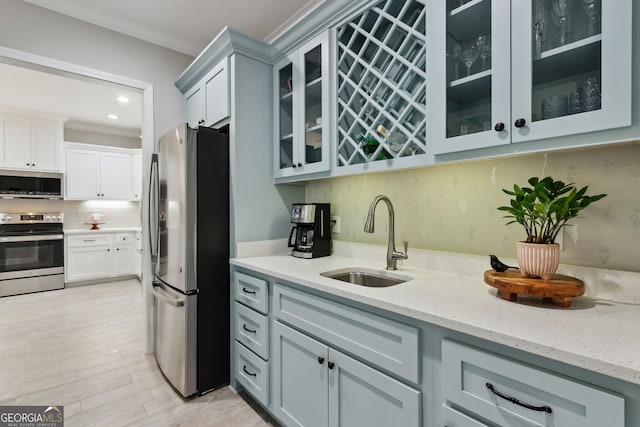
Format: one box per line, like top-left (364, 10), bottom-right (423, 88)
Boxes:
top-left (243, 365), bottom-right (257, 377)
top-left (317, 356), bottom-right (325, 364)
top-left (486, 383), bottom-right (552, 413)
top-left (242, 324), bottom-right (257, 334)
top-left (242, 287), bottom-right (256, 295)
top-left (328, 361), bottom-right (335, 370)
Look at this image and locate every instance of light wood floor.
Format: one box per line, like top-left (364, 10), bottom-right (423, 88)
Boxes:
top-left (0, 280), bottom-right (275, 426)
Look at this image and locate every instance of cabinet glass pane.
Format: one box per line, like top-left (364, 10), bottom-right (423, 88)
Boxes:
top-left (278, 63), bottom-right (294, 170)
top-left (531, 0), bottom-right (601, 123)
top-left (445, 0), bottom-right (492, 139)
top-left (336, 0), bottom-right (427, 167)
top-left (304, 45), bottom-right (323, 165)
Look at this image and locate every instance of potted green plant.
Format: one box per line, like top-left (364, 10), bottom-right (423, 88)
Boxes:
top-left (497, 176), bottom-right (607, 279)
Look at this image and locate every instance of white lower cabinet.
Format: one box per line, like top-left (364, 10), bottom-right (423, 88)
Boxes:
top-left (441, 339), bottom-right (624, 427)
top-left (273, 321), bottom-right (420, 427)
top-left (65, 231), bottom-right (138, 283)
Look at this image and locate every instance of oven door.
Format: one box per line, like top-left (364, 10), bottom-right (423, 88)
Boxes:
top-left (0, 235), bottom-right (64, 280)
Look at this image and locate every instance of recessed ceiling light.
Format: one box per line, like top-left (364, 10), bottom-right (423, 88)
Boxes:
top-left (108, 114), bottom-right (118, 120)
top-left (117, 96), bottom-right (130, 103)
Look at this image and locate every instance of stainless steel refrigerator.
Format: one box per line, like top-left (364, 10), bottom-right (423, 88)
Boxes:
top-left (149, 123), bottom-right (229, 398)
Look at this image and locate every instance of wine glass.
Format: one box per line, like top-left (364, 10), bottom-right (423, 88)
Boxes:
top-left (459, 42), bottom-right (479, 77)
top-left (533, 0), bottom-right (547, 57)
top-left (552, 0), bottom-right (573, 46)
top-left (476, 35), bottom-right (491, 71)
top-left (451, 42), bottom-right (461, 79)
top-left (582, 0), bottom-right (600, 36)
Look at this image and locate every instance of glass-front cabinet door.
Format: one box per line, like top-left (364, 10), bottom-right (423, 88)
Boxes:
top-left (431, 0), bottom-right (632, 155)
top-left (511, 0), bottom-right (631, 143)
top-left (274, 32), bottom-right (330, 179)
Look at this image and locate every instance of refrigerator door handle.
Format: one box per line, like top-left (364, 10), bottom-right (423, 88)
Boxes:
top-left (148, 153), bottom-right (159, 264)
top-left (152, 282), bottom-right (185, 307)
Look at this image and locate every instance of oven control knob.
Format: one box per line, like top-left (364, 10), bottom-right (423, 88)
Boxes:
top-left (4, 216), bottom-right (12, 222)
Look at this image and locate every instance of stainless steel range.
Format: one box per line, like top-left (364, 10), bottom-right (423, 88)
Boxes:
top-left (0, 212), bottom-right (64, 297)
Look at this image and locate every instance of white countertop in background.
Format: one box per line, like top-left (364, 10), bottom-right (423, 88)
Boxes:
top-left (231, 240), bottom-right (640, 386)
top-left (64, 227), bottom-right (141, 234)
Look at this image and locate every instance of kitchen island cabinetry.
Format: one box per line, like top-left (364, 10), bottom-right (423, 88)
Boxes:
top-left (65, 142), bottom-right (140, 201)
top-left (0, 114), bottom-right (62, 172)
top-left (65, 230), bottom-right (138, 283)
top-left (185, 57), bottom-right (229, 129)
top-left (429, 0), bottom-right (632, 155)
top-left (274, 32), bottom-right (330, 180)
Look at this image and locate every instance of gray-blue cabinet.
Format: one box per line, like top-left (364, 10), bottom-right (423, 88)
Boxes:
top-left (441, 339), bottom-right (625, 427)
top-left (271, 283), bottom-right (421, 426)
top-left (273, 321), bottom-right (421, 427)
top-left (184, 57), bottom-right (229, 128)
top-left (273, 32), bottom-right (331, 179)
top-left (430, 0), bottom-right (632, 155)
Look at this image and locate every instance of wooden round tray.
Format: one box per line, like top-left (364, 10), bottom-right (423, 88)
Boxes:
top-left (484, 270), bottom-right (584, 307)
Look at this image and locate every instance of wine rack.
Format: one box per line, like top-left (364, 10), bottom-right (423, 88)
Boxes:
top-left (336, 0), bottom-right (427, 167)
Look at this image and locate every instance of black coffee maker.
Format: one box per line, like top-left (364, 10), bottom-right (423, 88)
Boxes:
top-left (288, 203), bottom-right (331, 258)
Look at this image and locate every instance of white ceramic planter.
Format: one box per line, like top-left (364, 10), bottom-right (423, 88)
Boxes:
top-left (517, 241), bottom-right (560, 280)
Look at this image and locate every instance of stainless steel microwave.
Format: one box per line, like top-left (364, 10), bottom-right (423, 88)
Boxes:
top-left (0, 170), bottom-right (63, 199)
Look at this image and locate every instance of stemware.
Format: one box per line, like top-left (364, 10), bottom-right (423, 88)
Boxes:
top-left (582, 0), bottom-right (600, 36)
top-left (459, 42), bottom-right (479, 77)
top-left (451, 42), bottom-right (461, 79)
top-left (552, 0), bottom-right (573, 46)
top-left (476, 35), bottom-right (491, 71)
top-left (533, 0), bottom-right (547, 57)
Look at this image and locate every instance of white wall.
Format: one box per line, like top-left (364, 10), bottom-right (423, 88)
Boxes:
top-left (64, 128), bottom-right (141, 149)
top-left (0, 0), bottom-right (194, 140)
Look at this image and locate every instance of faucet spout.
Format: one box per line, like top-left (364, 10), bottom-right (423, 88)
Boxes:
top-left (364, 195), bottom-right (408, 270)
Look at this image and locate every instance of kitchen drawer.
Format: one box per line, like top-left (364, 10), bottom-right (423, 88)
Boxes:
top-left (235, 342), bottom-right (269, 406)
top-left (441, 403), bottom-right (489, 427)
top-left (234, 302), bottom-right (269, 360)
top-left (441, 339), bottom-right (624, 427)
top-left (115, 232), bottom-right (134, 243)
top-left (273, 283), bottom-right (419, 383)
top-left (66, 234), bottom-right (112, 248)
top-left (234, 271), bottom-right (268, 314)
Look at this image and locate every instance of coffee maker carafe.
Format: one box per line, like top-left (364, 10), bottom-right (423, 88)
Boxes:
top-left (288, 203), bottom-right (331, 258)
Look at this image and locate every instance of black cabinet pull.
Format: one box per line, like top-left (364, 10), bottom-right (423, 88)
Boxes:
top-left (486, 383), bottom-right (552, 413)
top-left (327, 361), bottom-right (335, 370)
top-left (514, 118), bottom-right (526, 128)
top-left (243, 365), bottom-right (257, 377)
top-left (242, 324), bottom-right (256, 334)
top-left (297, 162), bottom-right (302, 168)
top-left (494, 122), bottom-right (505, 132)
top-left (242, 287), bottom-right (256, 295)
top-left (318, 356), bottom-right (325, 364)
top-left (292, 163), bottom-right (297, 169)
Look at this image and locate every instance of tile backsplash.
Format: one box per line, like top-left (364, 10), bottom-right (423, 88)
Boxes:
top-left (306, 142), bottom-right (640, 273)
top-left (0, 199), bottom-right (140, 229)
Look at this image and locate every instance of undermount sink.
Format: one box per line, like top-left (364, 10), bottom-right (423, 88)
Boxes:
top-left (320, 267), bottom-right (412, 287)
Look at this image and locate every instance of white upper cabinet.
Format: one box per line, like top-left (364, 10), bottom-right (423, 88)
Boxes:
top-left (65, 143), bottom-right (135, 201)
top-left (185, 57), bottom-right (230, 128)
top-left (0, 115), bottom-right (62, 172)
top-left (274, 31), bottom-right (331, 179)
top-left (430, 0), bottom-right (632, 155)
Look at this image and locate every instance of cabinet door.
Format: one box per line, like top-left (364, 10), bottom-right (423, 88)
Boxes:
top-left (431, 0), bottom-right (511, 154)
top-left (100, 152), bottom-right (132, 200)
top-left (1, 116), bottom-right (31, 170)
top-left (65, 149), bottom-right (100, 200)
top-left (510, 0), bottom-right (632, 143)
top-left (66, 246), bottom-right (112, 282)
top-left (273, 321), bottom-right (329, 427)
top-left (132, 152), bottom-right (142, 201)
top-left (203, 58), bottom-right (230, 127)
top-left (328, 349), bottom-right (421, 427)
top-left (185, 84), bottom-right (204, 128)
top-left (274, 54), bottom-right (297, 177)
top-left (297, 33), bottom-right (330, 175)
top-left (114, 244), bottom-right (135, 276)
top-left (30, 119), bottom-right (61, 171)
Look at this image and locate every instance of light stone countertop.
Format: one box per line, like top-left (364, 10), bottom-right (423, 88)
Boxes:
top-left (64, 227), bottom-right (141, 235)
top-left (231, 240), bottom-right (640, 386)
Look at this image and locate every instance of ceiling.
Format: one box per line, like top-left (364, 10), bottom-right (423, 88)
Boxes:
top-left (21, 0), bottom-right (324, 56)
top-left (2, 0), bottom-right (323, 136)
